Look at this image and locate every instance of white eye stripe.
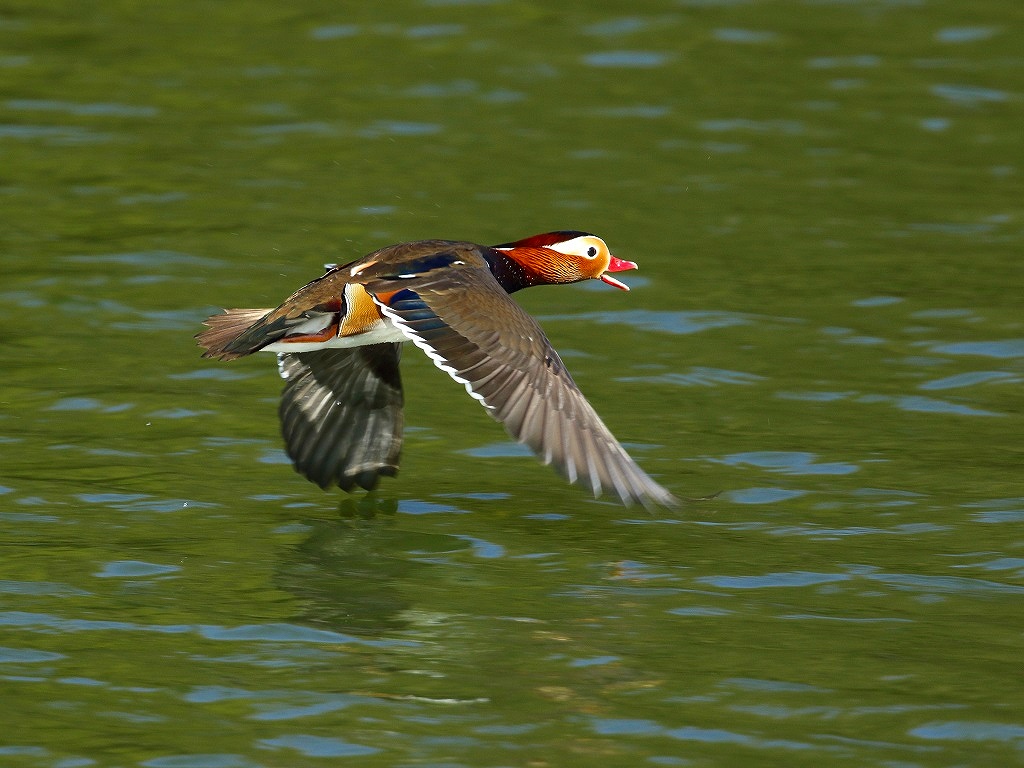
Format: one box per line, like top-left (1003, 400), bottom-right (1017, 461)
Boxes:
top-left (548, 235), bottom-right (607, 259)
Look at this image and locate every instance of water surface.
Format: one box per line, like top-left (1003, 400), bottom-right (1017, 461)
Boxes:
top-left (1, 1), bottom-right (1022, 766)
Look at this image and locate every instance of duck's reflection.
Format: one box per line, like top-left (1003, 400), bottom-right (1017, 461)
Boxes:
top-left (276, 496), bottom-right (473, 636)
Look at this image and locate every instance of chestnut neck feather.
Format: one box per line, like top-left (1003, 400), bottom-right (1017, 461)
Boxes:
top-left (484, 247), bottom-right (567, 293)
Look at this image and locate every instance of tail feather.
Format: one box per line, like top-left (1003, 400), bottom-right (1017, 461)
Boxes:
top-left (196, 308), bottom-right (273, 360)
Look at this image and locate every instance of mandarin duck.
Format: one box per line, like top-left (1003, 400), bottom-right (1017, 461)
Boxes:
top-left (196, 232), bottom-right (677, 508)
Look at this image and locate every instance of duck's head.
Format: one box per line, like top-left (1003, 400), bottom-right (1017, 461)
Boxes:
top-left (492, 231), bottom-right (638, 290)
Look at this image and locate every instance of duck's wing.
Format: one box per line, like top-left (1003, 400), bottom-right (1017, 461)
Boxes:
top-left (360, 263), bottom-right (678, 509)
top-left (277, 344), bottom-right (404, 492)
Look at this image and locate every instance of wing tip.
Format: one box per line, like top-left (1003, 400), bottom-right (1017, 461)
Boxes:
top-left (301, 464), bottom-right (399, 493)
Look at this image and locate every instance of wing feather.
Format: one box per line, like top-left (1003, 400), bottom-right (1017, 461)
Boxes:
top-left (365, 268), bottom-right (678, 508)
top-left (277, 345), bottom-right (404, 491)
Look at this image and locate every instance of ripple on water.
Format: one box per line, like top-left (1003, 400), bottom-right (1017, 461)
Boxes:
top-left (870, 394), bottom-right (1003, 417)
top-left (725, 488), bottom-right (809, 504)
top-left (451, 534), bottom-right (506, 559)
top-left (775, 390), bottom-right (852, 403)
top-left (934, 26), bottom-right (999, 43)
top-left (721, 678), bottom-right (825, 693)
top-left (147, 408), bottom-right (215, 419)
top-left (583, 51), bottom-right (671, 68)
top-left (568, 655), bottom-right (621, 668)
top-left (257, 448), bottom-right (292, 466)
top-left (0, 580), bottom-right (91, 596)
top-left (863, 569), bottom-right (1024, 597)
top-left (405, 23), bottom-right (465, 38)
top-left (6, 98), bottom-right (158, 117)
top-left (310, 24), bottom-right (360, 40)
top-left (699, 118), bottom-right (805, 135)
top-left (714, 28), bottom-right (777, 43)
top-left (696, 565), bottom-right (1024, 601)
top-left (702, 140), bottom-right (748, 153)
top-left (198, 624), bottom-right (380, 644)
top-left (584, 17), bottom-right (656, 36)
top-left (404, 79), bottom-right (477, 98)
top-left (765, 522), bottom-right (948, 539)
top-left (0, 124), bottom-right (114, 143)
top-left (460, 442), bottom-right (532, 458)
top-left (548, 309), bottom-right (753, 335)
top-left (930, 339), bottom-right (1024, 359)
top-left (259, 735), bottom-right (380, 758)
top-left (170, 368), bottom-right (257, 382)
top-left (591, 105), bottom-right (672, 119)
top-left (398, 500), bottom-right (471, 515)
top-left (48, 397), bottom-right (134, 413)
top-left (95, 561), bottom-right (182, 579)
top-left (698, 572), bottom-right (851, 589)
top-left (140, 755), bottom-right (256, 768)
top-left (76, 493), bottom-right (218, 513)
top-left (955, 557), bottom-right (1024, 575)
top-left (920, 117), bottom-right (951, 132)
top-left (911, 720), bottom-right (1024, 744)
top-left (965, 497), bottom-right (1024, 524)
top-left (358, 120), bottom-right (442, 138)
top-left (919, 370), bottom-right (1018, 390)
top-left (0, 511), bottom-right (62, 524)
top-left (714, 451), bottom-right (860, 476)
top-left (776, 390), bottom-right (1003, 417)
top-left (806, 55), bottom-right (880, 68)
top-left (620, 367), bottom-right (765, 387)
top-left (0, 646), bottom-right (65, 663)
top-left (851, 295), bottom-right (905, 307)
top-left (2, 611), bottom-right (416, 650)
top-left (931, 84), bottom-right (1008, 105)
top-left (0, 290), bottom-right (45, 308)
top-left (252, 700), bottom-right (362, 724)
top-left (590, 717), bottom-right (819, 752)
top-left (668, 606), bottom-right (733, 617)
top-left (911, 309), bottom-right (977, 320)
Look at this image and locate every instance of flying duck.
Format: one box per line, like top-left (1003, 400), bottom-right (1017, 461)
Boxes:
top-left (196, 231), bottom-right (678, 508)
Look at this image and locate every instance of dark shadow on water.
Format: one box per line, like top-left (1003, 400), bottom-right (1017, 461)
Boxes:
top-left (275, 494), bottom-right (472, 637)
top-left (337, 493), bottom-right (399, 520)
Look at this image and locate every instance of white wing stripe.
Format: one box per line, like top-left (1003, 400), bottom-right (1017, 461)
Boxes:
top-left (372, 296), bottom-right (495, 410)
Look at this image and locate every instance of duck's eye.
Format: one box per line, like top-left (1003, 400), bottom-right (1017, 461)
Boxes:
top-left (586, 246), bottom-right (598, 258)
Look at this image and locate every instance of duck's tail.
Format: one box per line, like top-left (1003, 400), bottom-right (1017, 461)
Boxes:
top-left (195, 308), bottom-right (276, 360)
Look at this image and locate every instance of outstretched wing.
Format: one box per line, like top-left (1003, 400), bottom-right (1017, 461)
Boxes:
top-left (362, 265), bottom-right (678, 508)
top-left (277, 345), bottom-right (404, 492)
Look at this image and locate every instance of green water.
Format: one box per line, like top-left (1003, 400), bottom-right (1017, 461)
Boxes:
top-left (2, 1), bottom-right (1023, 766)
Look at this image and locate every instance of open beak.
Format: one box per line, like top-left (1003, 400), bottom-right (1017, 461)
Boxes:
top-left (599, 255), bottom-right (638, 291)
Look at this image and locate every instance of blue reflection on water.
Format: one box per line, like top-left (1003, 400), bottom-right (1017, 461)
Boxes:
top-left (259, 734), bottom-right (380, 757)
top-left (715, 451), bottom-right (859, 475)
